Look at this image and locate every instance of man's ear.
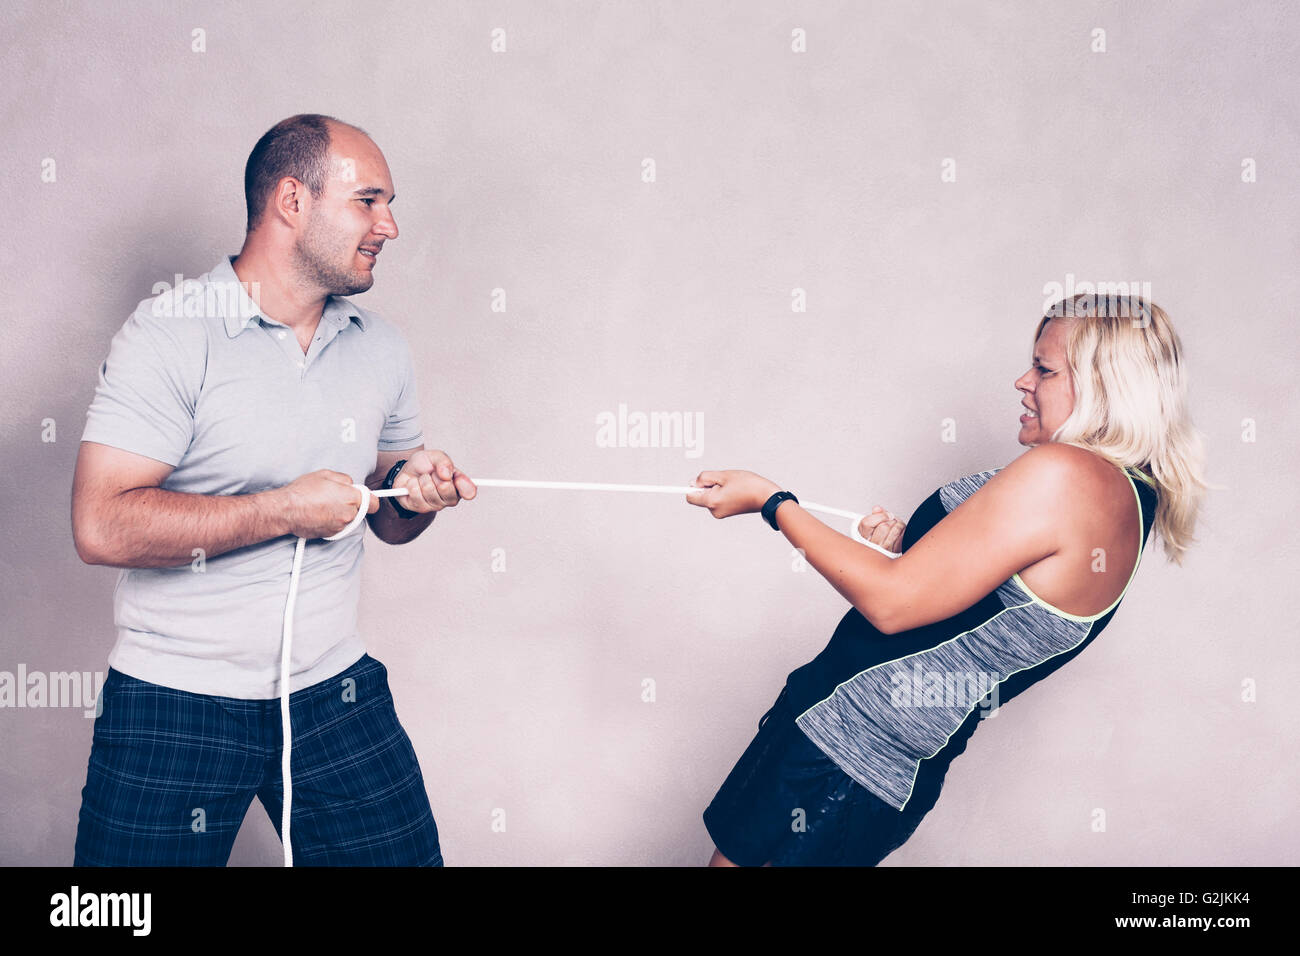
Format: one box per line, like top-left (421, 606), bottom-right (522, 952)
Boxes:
top-left (273, 176), bottom-right (306, 226)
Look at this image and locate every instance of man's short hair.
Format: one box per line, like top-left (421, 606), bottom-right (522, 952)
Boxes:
top-left (243, 113), bottom-right (367, 232)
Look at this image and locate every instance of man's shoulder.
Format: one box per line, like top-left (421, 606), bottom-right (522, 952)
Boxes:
top-left (114, 281), bottom-right (221, 351)
top-left (125, 261), bottom-right (242, 336)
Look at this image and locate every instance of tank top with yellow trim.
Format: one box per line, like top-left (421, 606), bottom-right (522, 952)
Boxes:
top-left (786, 463), bottom-right (1159, 813)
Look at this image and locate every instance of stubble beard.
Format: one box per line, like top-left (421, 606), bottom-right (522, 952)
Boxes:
top-left (293, 214), bottom-right (373, 297)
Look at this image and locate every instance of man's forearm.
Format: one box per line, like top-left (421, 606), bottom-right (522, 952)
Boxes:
top-left (85, 487), bottom-right (290, 568)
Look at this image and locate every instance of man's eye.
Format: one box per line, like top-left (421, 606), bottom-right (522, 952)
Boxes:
top-left (360, 198), bottom-right (374, 206)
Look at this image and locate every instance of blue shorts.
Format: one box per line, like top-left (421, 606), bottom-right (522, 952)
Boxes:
top-left (702, 684), bottom-right (931, 866)
top-left (74, 653), bottom-right (443, 866)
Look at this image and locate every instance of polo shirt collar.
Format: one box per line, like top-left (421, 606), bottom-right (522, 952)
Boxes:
top-left (211, 255), bottom-right (367, 338)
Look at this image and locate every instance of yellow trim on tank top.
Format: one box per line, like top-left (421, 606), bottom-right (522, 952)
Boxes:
top-left (1009, 465), bottom-right (1147, 623)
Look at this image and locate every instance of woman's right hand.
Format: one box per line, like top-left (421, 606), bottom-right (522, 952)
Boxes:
top-left (857, 506), bottom-right (905, 553)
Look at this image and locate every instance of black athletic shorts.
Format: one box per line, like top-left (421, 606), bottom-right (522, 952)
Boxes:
top-left (702, 684), bottom-right (929, 866)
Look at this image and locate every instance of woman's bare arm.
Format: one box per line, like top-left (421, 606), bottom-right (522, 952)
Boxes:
top-left (773, 444), bottom-right (1073, 633)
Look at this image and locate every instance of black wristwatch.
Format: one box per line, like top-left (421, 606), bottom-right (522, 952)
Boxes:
top-left (761, 491), bottom-right (799, 531)
top-left (382, 459), bottom-right (420, 519)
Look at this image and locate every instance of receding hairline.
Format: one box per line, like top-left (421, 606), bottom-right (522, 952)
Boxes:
top-left (318, 115), bottom-right (368, 138)
top-left (320, 120), bottom-right (393, 195)
top-left (244, 113), bottom-right (378, 230)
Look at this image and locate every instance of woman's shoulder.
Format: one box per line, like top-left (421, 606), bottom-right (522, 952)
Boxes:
top-left (1005, 442), bottom-right (1126, 484)
top-left (939, 445), bottom-right (1094, 503)
top-left (936, 444), bottom-right (1141, 519)
top-left (1011, 443), bottom-right (1142, 528)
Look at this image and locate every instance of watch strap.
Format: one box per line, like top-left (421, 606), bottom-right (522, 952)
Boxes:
top-left (383, 459), bottom-right (420, 519)
top-left (761, 491), bottom-right (799, 531)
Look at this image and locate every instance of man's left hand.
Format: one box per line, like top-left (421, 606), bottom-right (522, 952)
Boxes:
top-left (392, 449), bottom-right (477, 514)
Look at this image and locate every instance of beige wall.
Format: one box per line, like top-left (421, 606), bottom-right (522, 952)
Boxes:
top-left (1, 0), bottom-right (1295, 865)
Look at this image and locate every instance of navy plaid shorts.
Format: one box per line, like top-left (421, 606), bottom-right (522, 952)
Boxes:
top-left (74, 653), bottom-right (443, 866)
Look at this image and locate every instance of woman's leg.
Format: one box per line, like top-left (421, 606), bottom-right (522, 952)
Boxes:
top-left (701, 685), bottom-right (796, 867)
top-left (708, 846), bottom-right (771, 866)
top-left (708, 846), bottom-right (739, 866)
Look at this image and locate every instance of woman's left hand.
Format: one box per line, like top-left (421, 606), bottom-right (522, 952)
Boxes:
top-left (686, 469), bottom-right (783, 519)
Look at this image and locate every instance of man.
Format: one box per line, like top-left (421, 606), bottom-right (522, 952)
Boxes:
top-left (70, 114), bottom-right (476, 865)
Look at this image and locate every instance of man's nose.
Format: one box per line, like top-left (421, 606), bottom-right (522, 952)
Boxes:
top-left (374, 209), bottom-right (398, 240)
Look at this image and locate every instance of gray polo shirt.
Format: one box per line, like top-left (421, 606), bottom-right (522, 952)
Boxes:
top-left (80, 255), bottom-right (424, 698)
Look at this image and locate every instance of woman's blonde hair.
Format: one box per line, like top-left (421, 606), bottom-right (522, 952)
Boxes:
top-left (1035, 293), bottom-right (1209, 566)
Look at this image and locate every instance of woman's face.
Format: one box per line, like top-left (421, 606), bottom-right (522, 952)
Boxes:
top-left (1015, 318), bottom-right (1076, 446)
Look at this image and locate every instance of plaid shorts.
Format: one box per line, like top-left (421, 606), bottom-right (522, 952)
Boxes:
top-left (74, 653), bottom-right (443, 866)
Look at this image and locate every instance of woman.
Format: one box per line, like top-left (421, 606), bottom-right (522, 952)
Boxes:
top-left (685, 293), bottom-right (1208, 866)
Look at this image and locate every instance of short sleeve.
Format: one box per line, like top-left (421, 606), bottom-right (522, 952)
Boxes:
top-left (378, 329), bottom-right (424, 450)
top-left (80, 306), bottom-right (206, 467)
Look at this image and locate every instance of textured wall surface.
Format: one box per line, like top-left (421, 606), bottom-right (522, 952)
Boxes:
top-left (1, 0), bottom-right (1295, 866)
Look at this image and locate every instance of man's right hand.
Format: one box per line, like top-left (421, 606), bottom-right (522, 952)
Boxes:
top-left (278, 470), bottom-right (380, 540)
top-left (857, 506), bottom-right (906, 554)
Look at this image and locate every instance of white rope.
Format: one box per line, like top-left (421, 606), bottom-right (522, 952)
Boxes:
top-left (279, 484), bottom-right (407, 867)
top-left (472, 479), bottom-right (902, 557)
top-left (277, 478), bottom-right (897, 867)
